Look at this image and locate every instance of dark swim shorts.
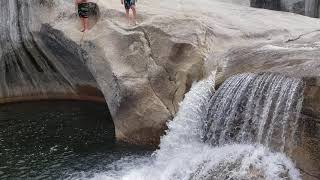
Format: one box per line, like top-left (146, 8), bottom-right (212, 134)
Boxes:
top-left (124, 0), bottom-right (135, 9)
top-left (78, 3), bottom-right (89, 18)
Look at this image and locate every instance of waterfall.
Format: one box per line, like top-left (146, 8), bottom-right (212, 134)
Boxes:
top-left (91, 72), bottom-right (303, 180)
top-left (203, 73), bottom-right (304, 153)
top-left (305, 0), bottom-right (320, 18)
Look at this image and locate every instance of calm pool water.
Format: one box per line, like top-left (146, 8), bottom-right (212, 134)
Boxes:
top-left (0, 101), bottom-right (152, 179)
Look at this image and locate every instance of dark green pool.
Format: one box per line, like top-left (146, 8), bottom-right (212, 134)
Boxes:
top-left (0, 101), bottom-right (151, 179)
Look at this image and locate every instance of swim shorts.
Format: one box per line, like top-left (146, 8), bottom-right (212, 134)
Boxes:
top-left (124, 0), bottom-right (135, 9)
top-left (78, 3), bottom-right (89, 18)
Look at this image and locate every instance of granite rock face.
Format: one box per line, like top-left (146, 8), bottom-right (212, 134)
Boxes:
top-left (79, 17), bottom-right (206, 144)
top-left (0, 0), bottom-right (105, 103)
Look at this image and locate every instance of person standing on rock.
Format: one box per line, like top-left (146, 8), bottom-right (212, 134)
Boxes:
top-left (121, 0), bottom-right (137, 25)
top-left (74, 0), bottom-right (89, 32)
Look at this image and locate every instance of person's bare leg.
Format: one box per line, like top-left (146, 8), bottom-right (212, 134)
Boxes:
top-left (80, 18), bottom-right (85, 32)
top-left (131, 6), bottom-right (136, 25)
top-left (125, 9), bottom-right (130, 24)
top-left (84, 18), bottom-right (88, 31)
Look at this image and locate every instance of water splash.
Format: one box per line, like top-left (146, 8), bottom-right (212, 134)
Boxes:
top-left (88, 73), bottom-right (303, 180)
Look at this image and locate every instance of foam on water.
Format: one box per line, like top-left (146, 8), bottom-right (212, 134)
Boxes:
top-left (88, 73), bottom-right (302, 180)
top-left (120, 144), bottom-right (300, 180)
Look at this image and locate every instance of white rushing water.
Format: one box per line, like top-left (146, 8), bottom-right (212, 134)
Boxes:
top-left (203, 73), bottom-right (304, 154)
top-left (86, 73), bottom-right (303, 180)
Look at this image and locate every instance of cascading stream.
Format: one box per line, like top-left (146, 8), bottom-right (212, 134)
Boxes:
top-left (203, 73), bottom-right (304, 153)
top-left (90, 72), bottom-right (303, 180)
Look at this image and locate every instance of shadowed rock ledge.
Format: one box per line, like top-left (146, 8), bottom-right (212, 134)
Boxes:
top-left (0, 0), bottom-right (105, 104)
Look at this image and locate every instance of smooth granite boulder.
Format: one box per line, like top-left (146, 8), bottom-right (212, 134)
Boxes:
top-left (0, 0), bottom-right (105, 103)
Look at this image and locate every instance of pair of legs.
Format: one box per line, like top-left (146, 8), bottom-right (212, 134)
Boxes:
top-left (80, 17), bottom-right (88, 32)
top-left (78, 2), bottom-right (89, 32)
top-left (125, 6), bottom-right (136, 24)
